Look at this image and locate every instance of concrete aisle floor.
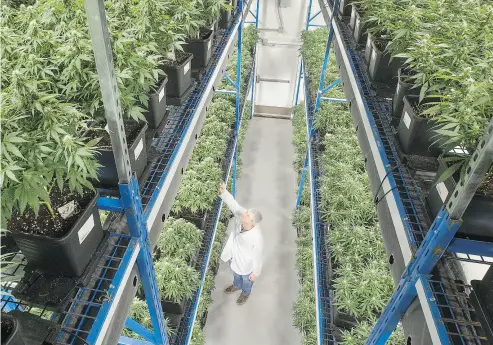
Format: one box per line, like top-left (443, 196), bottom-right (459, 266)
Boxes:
top-left (204, 117), bottom-right (301, 345)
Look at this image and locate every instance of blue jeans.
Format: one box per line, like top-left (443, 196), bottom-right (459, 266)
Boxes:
top-left (233, 271), bottom-right (254, 296)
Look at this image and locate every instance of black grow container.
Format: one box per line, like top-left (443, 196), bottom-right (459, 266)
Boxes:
top-left (1, 313), bottom-right (24, 345)
top-left (396, 95), bottom-right (445, 158)
top-left (367, 36), bottom-right (404, 84)
top-left (94, 121), bottom-right (148, 187)
top-left (145, 76), bottom-right (168, 129)
top-left (184, 29), bottom-right (214, 70)
top-left (10, 192), bottom-right (104, 278)
top-left (351, 5), bottom-right (367, 45)
top-left (392, 67), bottom-right (419, 120)
top-left (426, 157), bottom-right (493, 241)
top-left (339, 0), bottom-right (352, 16)
top-left (162, 52), bottom-right (194, 101)
top-left (174, 210), bottom-right (208, 230)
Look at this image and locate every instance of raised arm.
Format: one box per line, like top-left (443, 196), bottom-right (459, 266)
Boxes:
top-left (219, 183), bottom-right (245, 215)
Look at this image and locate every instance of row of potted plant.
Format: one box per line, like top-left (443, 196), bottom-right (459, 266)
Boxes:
top-left (122, 28), bottom-right (257, 339)
top-left (0, 0), bottom-right (234, 288)
top-left (297, 29), bottom-right (405, 343)
top-left (291, 101), bottom-right (317, 345)
top-left (336, 0), bottom-right (493, 243)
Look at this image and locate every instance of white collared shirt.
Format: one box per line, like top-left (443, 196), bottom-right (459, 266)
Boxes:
top-left (219, 190), bottom-right (264, 276)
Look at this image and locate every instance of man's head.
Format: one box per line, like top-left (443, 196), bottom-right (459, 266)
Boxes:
top-left (240, 208), bottom-right (263, 229)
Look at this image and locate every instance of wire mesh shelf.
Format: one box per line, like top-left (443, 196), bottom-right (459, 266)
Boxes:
top-left (428, 278), bottom-right (488, 344)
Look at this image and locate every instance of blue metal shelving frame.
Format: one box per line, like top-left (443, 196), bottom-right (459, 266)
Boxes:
top-left (0, 1), bottom-right (259, 344)
top-left (296, 0), bottom-right (493, 344)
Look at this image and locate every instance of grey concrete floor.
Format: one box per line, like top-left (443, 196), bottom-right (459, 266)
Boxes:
top-left (204, 117), bottom-right (301, 345)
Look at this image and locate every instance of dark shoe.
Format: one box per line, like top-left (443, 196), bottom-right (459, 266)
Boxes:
top-left (224, 285), bottom-right (240, 294)
top-left (237, 294), bottom-right (249, 305)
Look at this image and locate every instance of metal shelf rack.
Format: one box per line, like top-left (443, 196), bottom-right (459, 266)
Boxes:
top-left (295, 0), bottom-right (493, 344)
top-left (0, 0), bottom-right (259, 343)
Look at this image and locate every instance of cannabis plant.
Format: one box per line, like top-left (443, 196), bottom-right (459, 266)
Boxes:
top-left (155, 217), bottom-right (203, 262)
top-left (196, 292), bottom-right (212, 325)
top-left (190, 321), bottom-right (205, 345)
top-left (173, 157), bottom-right (222, 215)
top-left (202, 0), bottom-right (227, 27)
top-left (122, 298), bottom-right (174, 339)
top-left (292, 281), bottom-right (316, 334)
top-left (340, 318), bottom-right (405, 345)
top-left (333, 260), bottom-right (394, 319)
top-left (154, 257), bottom-right (200, 303)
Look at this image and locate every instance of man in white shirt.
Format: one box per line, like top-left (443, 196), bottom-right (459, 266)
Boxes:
top-left (219, 183), bottom-right (264, 305)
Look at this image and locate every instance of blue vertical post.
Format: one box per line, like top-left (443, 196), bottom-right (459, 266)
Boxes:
top-left (255, 0), bottom-right (259, 28)
top-left (84, 0), bottom-right (168, 342)
top-left (232, 0), bottom-right (244, 198)
top-left (305, 0), bottom-right (313, 30)
top-left (314, 0), bottom-right (340, 113)
top-left (294, 61), bottom-right (303, 107)
top-left (250, 0), bottom-right (259, 120)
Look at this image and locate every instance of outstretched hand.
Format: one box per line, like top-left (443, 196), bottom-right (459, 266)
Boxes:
top-left (219, 182), bottom-right (226, 195)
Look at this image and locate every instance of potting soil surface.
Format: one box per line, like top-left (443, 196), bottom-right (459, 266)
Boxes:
top-left (98, 120), bottom-right (144, 147)
top-left (205, 117), bottom-right (301, 345)
top-left (8, 187), bottom-right (94, 237)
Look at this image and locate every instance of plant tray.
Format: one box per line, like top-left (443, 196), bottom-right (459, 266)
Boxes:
top-left (12, 232), bottom-right (110, 312)
top-left (8, 310), bottom-right (60, 345)
top-left (332, 306), bottom-right (359, 330)
top-left (175, 210), bottom-right (208, 230)
top-left (161, 299), bottom-right (187, 328)
top-left (167, 81), bottom-right (195, 106)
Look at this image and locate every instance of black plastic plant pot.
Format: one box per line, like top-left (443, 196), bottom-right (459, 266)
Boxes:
top-left (161, 299), bottom-right (186, 328)
top-left (332, 306), bottom-right (359, 330)
top-left (1, 314), bottom-right (25, 345)
top-left (184, 30), bottom-right (214, 70)
top-left (364, 32), bottom-right (372, 64)
top-left (145, 76), bottom-right (168, 129)
top-left (397, 95), bottom-right (444, 157)
top-left (339, 0), bottom-right (352, 16)
top-left (352, 9), bottom-right (368, 45)
top-left (162, 52), bottom-right (193, 99)
top-left (368, 37), bottom-right (404, 84)
top-left (10, 193), bottom-right (104, 278)
top-left (392, 67), bottom-right (419, 119)
top-left (94, 121), bottom-right (148, 187)
top-left (10, 310), bottom-right (60, 345)
top-left (470, 265), bottom-right (493, 344)
top-left (426, 158), bottom-right (493, 241)
top-left (349, 4), bottom-right (357, 30)
top-left (219, 8), bottom-right (232, 29)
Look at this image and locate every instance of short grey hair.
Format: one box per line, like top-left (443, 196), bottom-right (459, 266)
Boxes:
top-left (248, 208), bottom-right (263, 224)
